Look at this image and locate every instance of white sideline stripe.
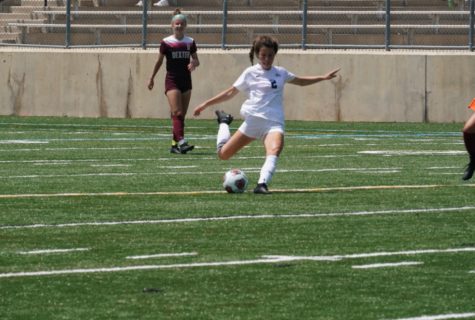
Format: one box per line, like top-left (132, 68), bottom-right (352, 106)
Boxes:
top-left (90, 164), bottom-right (131, 167)
top-left (126, 252), bottom-right (198, 260)
top-left (352, 261), bottom-right (423, 269)
top-left (359, 150), bottom-right (465, 156)
top-left (277, 167), bottom-right (401, 173)
top-left (0, 247), bottom-right (473, 279)
top-left (17, 248), bottom-right (89, 255)
top-left (263, 248), bottom-right (475, 262)
top-left (0, 147), bottom-right (147, 152)
top-left (0, 140), bottom-right (48, 144)
top-left (1, 183), bottom-right (475, 199)
top-left (5, 143), bottom-right (452, 151)
top-left (0, 258), bottom-right (286, 278)
top-left (159, 166), bottom-right (198, 169)
top-left (0, 167), bottom-right (395, 179)
top-left (0, 121), bottom-right (460, 134)
top-left (384, 312), bottom-right (475, 320)
top-left (0, 154), bottom-right (361, 165)
top-left (0, 158), bottom-right (163, 164)
top-left (1, 206), bottom-right (475, 230)
top-left (0, 122), bottom-right (192, 129)
top-left (430, 173), bottom-right (461, 176)
top-left (33, 161), bottom-right (72, 166)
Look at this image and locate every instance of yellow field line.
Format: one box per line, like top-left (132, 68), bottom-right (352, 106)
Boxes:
top-left (0, 184), bottom-right (474, 199)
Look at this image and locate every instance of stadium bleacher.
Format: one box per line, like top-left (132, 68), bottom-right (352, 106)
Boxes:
top-left (0, 0), bottom-right (473, 48)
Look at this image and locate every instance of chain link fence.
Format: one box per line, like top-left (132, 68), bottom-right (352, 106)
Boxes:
top-left (0, 0), bottom-right (474, 50)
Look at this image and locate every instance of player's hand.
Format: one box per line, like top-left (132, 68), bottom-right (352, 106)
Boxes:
top-left (324, 68), bottom-right (340, 80)
top-left (147, 79), bottom-right (154, 90)
top-left (193, 104), bottom-right (206, 117)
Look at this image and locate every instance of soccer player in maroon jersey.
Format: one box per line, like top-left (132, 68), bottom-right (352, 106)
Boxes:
top-left (148, 9), bottom-right (200, 154)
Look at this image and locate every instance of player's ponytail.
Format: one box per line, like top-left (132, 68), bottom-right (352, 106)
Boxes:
top-left (171, 8), bottom-right (187, 25)
top-left (249, 35), bottom-right (279, 65)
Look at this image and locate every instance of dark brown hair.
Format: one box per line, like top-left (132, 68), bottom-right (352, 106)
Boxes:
top-left (249, 35), bottom-right (279, 65)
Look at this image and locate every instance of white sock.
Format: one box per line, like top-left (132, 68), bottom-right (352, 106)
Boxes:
top-left (216, 123), bottom-right (230, 152)
top-left (258, 155), bottom-right (278, 185)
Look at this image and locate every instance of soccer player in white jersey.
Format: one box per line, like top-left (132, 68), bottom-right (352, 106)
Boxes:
top-left (193, 35), bottom-right (339, 194)
top-left (148, 9), bottom-right (200, 154)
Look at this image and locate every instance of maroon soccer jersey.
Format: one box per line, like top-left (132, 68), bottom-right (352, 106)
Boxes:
top-left (160, 35), bottom-right (197, 76)
top-left (160, 35), bottom-right (197, 93)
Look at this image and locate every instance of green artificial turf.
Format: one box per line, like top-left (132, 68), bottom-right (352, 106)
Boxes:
top-left (0, 116), bottom-right (474, 320)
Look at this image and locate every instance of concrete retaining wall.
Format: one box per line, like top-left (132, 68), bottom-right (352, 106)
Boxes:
top-left (1, 48), bottom-right (474, 122)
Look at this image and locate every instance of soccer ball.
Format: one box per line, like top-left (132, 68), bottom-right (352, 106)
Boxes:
top-left (222, 169), bottom-right (248, 193)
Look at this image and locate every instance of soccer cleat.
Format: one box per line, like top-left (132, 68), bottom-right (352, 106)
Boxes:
top-left (253, 183), bottom-right (270, 194)
top-left (462, 160), bottom-right (475, 180)
top-left (215, 110), bottom-right (233, 125)
top-left (135, 0), bottom-right (143, 6)
top-left (179, 142), bottom-right (195, 154)
top-left (170, 145), bottom-right (181, 154)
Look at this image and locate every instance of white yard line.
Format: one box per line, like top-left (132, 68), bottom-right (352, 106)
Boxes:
top-left (17, 248), bottom-right (89, 255)
top-left (359, 150), bottom-right (465, 156)
top-left (263, 248), bottom-right (475, 262)
top-left (0, 122), bottom-right (460, 134)
top-left (352, 261), bottom-right (423, 269)
top-left (0, 154), bottom-right (359, 165)
top-left (89, 164), bottom-right (131, 168)
top-left (0, 258), bottom-right (286, 278)
top-left (0, 140), bottom-right (48, 144)
top-left (0, 158), bottom-right (163, 164)
top-left (1, 206), bottom-right (474, 230)
top-left (384, 312), bottom-right (475, 320)
top-left (126, 252), bottom-right (198, 260)
top-left (0, 167), bottom-right (401, 179)
top-left (0, 147), bottom-right (148, 152)
top-left (0, 247), bottom-right (472, 279)
top-left (429, 173), bottom-right (461, 176)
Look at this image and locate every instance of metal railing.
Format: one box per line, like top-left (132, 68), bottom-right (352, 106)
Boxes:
top-left (0, 0), bottom-right (474, 50)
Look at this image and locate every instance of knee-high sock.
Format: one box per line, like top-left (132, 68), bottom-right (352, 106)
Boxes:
top-left (172, 114), bottom-right (185, 144)
top-left (464, 132), bottom-right (475, 159)
top-left (217, 123), bottom-right (230, 152)
top-left (258, 155), bottom-right (278, 185)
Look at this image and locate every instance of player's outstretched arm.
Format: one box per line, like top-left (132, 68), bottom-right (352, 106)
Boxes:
top-left (288, 68), bottom-right (340, 87)
top-left (193, 86), bottom-right (239, 116)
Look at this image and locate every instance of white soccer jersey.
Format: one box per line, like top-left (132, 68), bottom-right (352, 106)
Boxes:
top-left (233, 64), bottom-right (295, 124)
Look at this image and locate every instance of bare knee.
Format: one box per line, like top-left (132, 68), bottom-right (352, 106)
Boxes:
top-left (267, 146), bottom-right (283, 156)
top-left (265, 143), bottom-right (283, 157)
top-left (171, 110), bottom-right (184, 117)
top-left (463, 122), bottom-right (475, 133)
top-left (463, 114), bottom-right (475, 133)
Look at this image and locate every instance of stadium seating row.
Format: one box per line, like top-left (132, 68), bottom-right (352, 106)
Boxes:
top-left (0, 0), bottom-right (473, 47)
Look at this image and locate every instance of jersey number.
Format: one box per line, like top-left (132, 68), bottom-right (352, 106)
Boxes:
top-left (270, 80), bottom-right (278, 89)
